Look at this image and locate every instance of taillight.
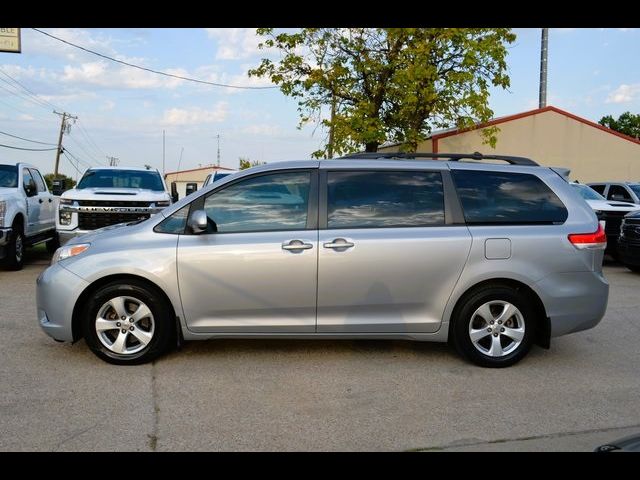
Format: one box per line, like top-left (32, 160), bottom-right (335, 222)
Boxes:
top-left (568, 224), bottom-right (607, 250)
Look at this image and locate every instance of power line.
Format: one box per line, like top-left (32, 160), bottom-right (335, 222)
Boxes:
top-left (0, 76), bottom-right (52, 112)
top-left (76, 121), bottom-right (106, 157)
top-left (0, 68), bottom-right (61, 111)
top-left (62, 146), bottom-right (96, 169)
top-left (62, 150), bottom-right (84, 175)
top-left (0, 129), bottom-right (57, 145)
top-left (65, 134), bottom-right (102, 165)
top-left (32, 28), bottom-right (278, 91)
top-left (0, 143), bottom-right (58, 151)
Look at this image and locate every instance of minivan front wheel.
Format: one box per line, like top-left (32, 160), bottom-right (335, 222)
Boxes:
top-left (451, 286), bottom-right (535, 368)
top-left (83, 281), bottom-right (175, 365)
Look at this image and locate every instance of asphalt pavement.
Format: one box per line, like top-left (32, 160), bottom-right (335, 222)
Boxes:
top-left (1, 248), bottom-right (639, 451)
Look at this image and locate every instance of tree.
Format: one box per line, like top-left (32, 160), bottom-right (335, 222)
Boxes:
top-left (249, 28), bottom-right (515, 156)
top-left (599, 112), bottom-right (640, 139)
top-left (239, 157), bottom-right (266, 170)
top-left (43, 173), bottom-right (76, 191)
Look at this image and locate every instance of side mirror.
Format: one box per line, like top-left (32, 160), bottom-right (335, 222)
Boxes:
top-left (170, 182), bottom-right (179, 203)
top-left (185, 182), bottom-right (198, 196)
top-left (52, 179), bottom-right (66, 196)
top-left (25, 180), bottom-right (37, 197)
top-left (187, 209), bottom-right (209, 234)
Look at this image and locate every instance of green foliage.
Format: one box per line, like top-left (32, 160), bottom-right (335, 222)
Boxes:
top-left (43, 173), bottom-right (76, 191)
top-left (239, 157), bottom-right (266, 170)
top-left (599, 112), bottom-right (640, 139)
top-left (249, 28), bottom-right (516, 156)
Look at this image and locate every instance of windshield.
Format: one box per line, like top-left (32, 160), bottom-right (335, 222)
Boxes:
top-left (0, 165), bottom-right (18, 188)
top-left (214, 173), bottom-right (232, 182)
top-left (572, 183), bottom-right (605, 201)
top-left (628, 184), bottom-right (640, 198)
top-left (77, 169), bottom-right (165, 191)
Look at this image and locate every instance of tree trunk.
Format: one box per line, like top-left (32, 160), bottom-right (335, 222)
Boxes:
top-left (365, 142), bottom-right (379, 152)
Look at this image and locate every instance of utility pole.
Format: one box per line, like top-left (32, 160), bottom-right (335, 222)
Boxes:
top-left (216, 134), bottom-right (221, 167)
top-left (106, 156), bottom-right (119, 166)
top-left (53, 111), bottom-right (77, 178)
top-left (327, 94), bottom-right (336, 159)
top-left (162, 129), bottom-right (166, 176)
top-left (539, 28), bottom-right (549, 108)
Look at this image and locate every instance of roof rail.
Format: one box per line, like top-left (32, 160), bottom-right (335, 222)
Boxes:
top-left (338, 151), bottom-right (538, 166)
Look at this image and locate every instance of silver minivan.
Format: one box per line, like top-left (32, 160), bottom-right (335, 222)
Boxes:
top-left (37, 153), bottom-right (609, 367)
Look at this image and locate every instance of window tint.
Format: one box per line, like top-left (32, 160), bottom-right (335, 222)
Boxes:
top-left (452, 170), bottom-right (568, 224)
top-left (0, 165), bottom-right (18, 188)
top-left (607, 185), bottom-right (633, 202)
top-left (589, 184), bottom-right (606, 195)
top-left (203, 171), bottom-right (310, 233)
top-left (154, 205), bottom-right (190, 234)
top-left (29, 169), bottom-right (47, 193)
top-left (327, 171), bottom-right (445, 229)
top-left (77, 169), bottom-right (165, 191)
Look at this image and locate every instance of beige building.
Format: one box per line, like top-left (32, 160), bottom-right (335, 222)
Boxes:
top-left (164, 165), bottom-right (236, 200)
top-left (379, 106), bottom-right (640, 183)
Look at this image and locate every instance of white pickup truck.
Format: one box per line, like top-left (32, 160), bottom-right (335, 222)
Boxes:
top-left (0, 163), bottom-right (59, 270)
top-left (57, 166), bottom-right (172, 245)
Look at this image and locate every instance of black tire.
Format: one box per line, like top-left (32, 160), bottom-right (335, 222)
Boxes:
top-left (4, 223), bottom-right (25, 271)
top-left (82, 280), bottom-right (176, 365)
top-left (450, 285), bottom-right (536, 368)
top-left (46, 232), bottom-right (60, 254)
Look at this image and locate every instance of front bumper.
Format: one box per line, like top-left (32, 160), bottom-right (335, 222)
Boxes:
top-left (0, 227), bottom-right (11, 246)
top-left (618, 238), bottom-right (640, 267)
top-left (57, 228), bottom-right (92, 245)
top-left (36, 262), bottom-right (89, 342)
top-left (0, 227), bottom-right (12, 260)
top-left (534, 270), bottom-right (609, 338)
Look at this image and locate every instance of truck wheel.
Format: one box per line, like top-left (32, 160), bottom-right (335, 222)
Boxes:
top-left (46, 233), bottom-right (60, 254)
top-left (5, 224), bottom-right (25, 271)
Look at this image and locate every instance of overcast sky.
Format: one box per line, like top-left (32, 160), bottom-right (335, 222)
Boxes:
top-left (0, 28), bottom-right (638, 180)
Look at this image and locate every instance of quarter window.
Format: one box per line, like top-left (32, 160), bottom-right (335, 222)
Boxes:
top-left (203, 171), bottom-right (311, 233)
top-left (327, 171), bottom-right (445, 229)
top-left (451, 170), bottom-right (568, 224)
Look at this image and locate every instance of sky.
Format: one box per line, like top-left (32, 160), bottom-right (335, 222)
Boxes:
top-left (0, 28), bottom-right (638, 180)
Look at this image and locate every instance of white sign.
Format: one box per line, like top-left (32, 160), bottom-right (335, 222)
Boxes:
top-left (0, 28), bottom-right (21, 53)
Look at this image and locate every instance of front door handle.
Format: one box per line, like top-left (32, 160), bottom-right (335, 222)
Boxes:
top-left (48, 198), bottom-right (52, 203)
top-left (323, 238), bottom-right (355, 249)
top-left (38, 198), bottom-right (43, 204)
top-left (282, 240), bottom-right (313, 251)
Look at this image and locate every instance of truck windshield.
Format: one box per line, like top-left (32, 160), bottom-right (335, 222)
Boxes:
top-left (77, 169), bottom-right (165, 191)
top-left (0, 165), bottom-right (18, 188)
top-left (628, 184), bottom-right (640, 199)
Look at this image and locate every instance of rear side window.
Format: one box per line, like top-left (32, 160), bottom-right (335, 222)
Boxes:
top-left (607, 185), bottom-right (633, 202)
top-left (327, 171), bottom-right (445, 229)
top-left (451, 170), bottom-right (568, 224)
top-left (29, 169), bottom-right (47, 193)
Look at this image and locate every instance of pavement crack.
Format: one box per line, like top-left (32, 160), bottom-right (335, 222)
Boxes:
top-left (147, 360), bottom-right (159, 452)
top-left (407, 423), bottom-right (640, 451)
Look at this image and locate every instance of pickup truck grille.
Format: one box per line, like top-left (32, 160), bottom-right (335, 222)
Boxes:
top-left (78, 200), bottom-right (151, 207)
top-left (602, 211), bottom-right (627, 237)
top-left (78, 212), bottom-right (150, 230)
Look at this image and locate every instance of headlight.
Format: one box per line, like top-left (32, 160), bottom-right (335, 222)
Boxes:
top-left (51, 243), bottom-right (90, 264)
top-left (59, 210), bottom-right (72, 225)
top-left (0, 200), bottom-right (5, 228)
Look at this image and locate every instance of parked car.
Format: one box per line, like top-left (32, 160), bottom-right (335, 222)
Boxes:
top-left (57, 166), bottom-right (172, 245)
top-left (618, 210), bottom-right (640, 273)
top-left (595, 433), bottom-right (640, 452)
top-left (0, 163), bottom-right (58, 270)
top-left (37, 153), bottom-right (609, 367)
top-left (587, 182), bottom-right (640, 206)
top-left (570, 183), bottom-right (640, 258)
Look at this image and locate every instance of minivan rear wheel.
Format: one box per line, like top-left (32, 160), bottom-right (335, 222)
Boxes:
top-left (82, 281), bottom-right (175, 365)
top-left (451, 285), bottom-right (536, 368)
